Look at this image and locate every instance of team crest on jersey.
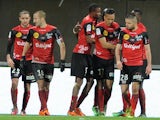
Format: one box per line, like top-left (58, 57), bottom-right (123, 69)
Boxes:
top-left (123, 34), bottom-right (130, 40)
top-left (16, 32), bottom-right (22, 38)
top-left (33, 32), bottom-right (39, 39)
top-left (103, 30), bottom-right (108, 36)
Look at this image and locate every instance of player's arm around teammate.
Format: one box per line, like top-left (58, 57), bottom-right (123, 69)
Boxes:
top-left (93, 8), bottom-right (120, 116)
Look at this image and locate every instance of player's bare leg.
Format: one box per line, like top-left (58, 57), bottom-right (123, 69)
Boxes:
top-left (75, 77), bottom-right (94, 116)
top-left (21, 82), bottom-right (31, 115)
top-left (68, 77), bottom-right (83, 116)
top-left (11, 78), bottom-right (19, 115)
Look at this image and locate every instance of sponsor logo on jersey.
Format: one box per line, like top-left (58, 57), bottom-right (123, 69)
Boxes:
top-left (124, 43), bottom-right (140, 50)
top-left (103, 30), bottom-right (108, 36)
top-left (16, 32), bottom-right (22, 38)
top-left (46, 32), bottom-right (53, 39)
top-left (123, 34), bottom-right (130, 40)
top-left (17, 41), bottom-right (25, 46)
top-left (92, 25), bottom-right (95, 30)
top-left (135, 35), bottom-right (143, 41)
top-left (96, 28), bottom-right (101, 35)
top-left (77, 45), bottom-right (89, 53)
top-left (33, 32), bottom-right (39, 39)
top-left (35, 43), bottom-right (52, 49)
top-left (86, 24), bottom-right (92, 32)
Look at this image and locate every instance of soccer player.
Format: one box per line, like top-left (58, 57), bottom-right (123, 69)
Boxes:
top-left (115, 13), bottom-right (152, 117)
top-left (93, 8), bottom-right (120, 116)
top-left (131, 8), bottom-right (148, 117)
top-left (68, 3), bottom-right (101, 116)
top-left (6, 10), bottom-right (35, 115)
top-left (21, 10), bottom-right (66, 116)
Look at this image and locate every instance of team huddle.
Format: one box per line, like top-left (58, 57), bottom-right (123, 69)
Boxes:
top-left (6, 3), bottom-right (152, 118)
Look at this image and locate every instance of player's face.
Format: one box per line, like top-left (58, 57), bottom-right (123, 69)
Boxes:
top-left (33, 13), bottom-right (42, 27)
top-left (19, 14), bottom-right (30, 27)
top-left (104, 14), bottom-right (115, 26)
top-left (125, 18), bottom-right (136, 30)
top-left (93, 7), bottom-right (101, 19)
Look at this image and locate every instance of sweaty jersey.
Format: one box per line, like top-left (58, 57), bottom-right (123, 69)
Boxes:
top-left (94, 21), bottom-right (120, 60)
top-left (119, 27), bottom-right (149, 66)
top-left (7, 25), bottom-right (33, 61)
top-left (73, 15), bottom-right (97, 54)
top-left (27, 24), bottom-right (63, 64)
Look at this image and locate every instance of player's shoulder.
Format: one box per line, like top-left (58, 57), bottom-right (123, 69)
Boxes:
top-left (82, 15), bottom-right (94, 24)
top-left (96, 21), bottom-right (105, 27)
top-left (12, 25), bottom-right (21, 31)
top-left (111, 22), bottom-right (120, 29)
top-left (138, 22), bottom-right (147, 32)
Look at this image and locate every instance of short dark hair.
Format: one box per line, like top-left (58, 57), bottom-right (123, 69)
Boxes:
top-left (103, 8), bottom-right (115, 17)
top-left (88, 3), bottom-right (100, 13)
top-left (19, 10), bottom-right (30, 17)
top-left (125, 13), bottom-right (137, 19)
top-left (131, 8), bottom-right (143, 15)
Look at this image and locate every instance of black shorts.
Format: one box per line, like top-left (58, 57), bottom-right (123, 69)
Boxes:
top-left (119, 64), bottom-right (143, 85)
top-left (93, 55), bottom-right (114, 80)
top-left (71, 53), bottom-right (93, 79)
top-left (22, 60), bottom-right (36, 83)
top-left (11, 59), bottom-right (21, 79)
top-left (142, 59), bottom-right (150, 80)
top-left (32, 63), bottom-right (54, 82)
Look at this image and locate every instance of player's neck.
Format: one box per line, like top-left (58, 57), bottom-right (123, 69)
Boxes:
top-left (40, 22), bottom-right (47, 28)
top-left (20, 24), bottom-right (29, 28)
top-left (131, 25), bottom-right (138, 31)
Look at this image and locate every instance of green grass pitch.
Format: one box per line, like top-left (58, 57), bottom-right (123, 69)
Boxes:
top-left (0, 115), bottom-right (160, 120)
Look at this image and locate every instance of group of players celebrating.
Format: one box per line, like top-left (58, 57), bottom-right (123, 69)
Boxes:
top-left (6, 3), bottom-right (152, 118)
top-left (68, 3), bottom-right (151, 118)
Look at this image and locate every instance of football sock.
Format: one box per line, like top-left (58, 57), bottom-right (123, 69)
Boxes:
top-left (11, 88), bottom-right (18, 108)
top-left (104, 88), bottom-right (111, 107)
top-left (93, 85), bottom-right (98, 107)
top-left (122, 92), bottom-right (131, 112)
top-left (69, 96), bottom-right (77, 111)
top-left (45, 90), bottom-right (49, 102)
top-left (98, 89), bottom-right (104, 112)
top-left (139, 88), bottom-right (146, 114)
top-left (22, 91), bottom-right (30, 111)
top-left (38, 90), bottom-right (47, 110)
top-left (131, 94), bottom-right (139, 115)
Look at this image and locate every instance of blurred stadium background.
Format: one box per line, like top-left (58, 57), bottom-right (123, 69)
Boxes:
top-left (0, 0), bottom-right (160, 66)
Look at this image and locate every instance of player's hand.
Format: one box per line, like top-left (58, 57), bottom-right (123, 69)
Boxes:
top-left (146, 64), bottom-right (152, 75)
top-left (20, 56), bottom-right (26, 75)
top-left (73, 22), bottom-right (81, 34)
top-left (7, 57), bottom-right (14, 68)
top-left (117, 61), bottom-right (123, 70)
top-left (59, 60), bottom-right (65, 72)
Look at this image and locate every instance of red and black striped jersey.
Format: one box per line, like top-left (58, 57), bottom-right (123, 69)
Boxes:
top-left (7, 24), bottom-right (33, 60)
top-left (94, 21), bottom-right (120, 60)
top-left (118, 27), bottom-right (149, 66)
top-left (27, 24), bottom-right (63, 64)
